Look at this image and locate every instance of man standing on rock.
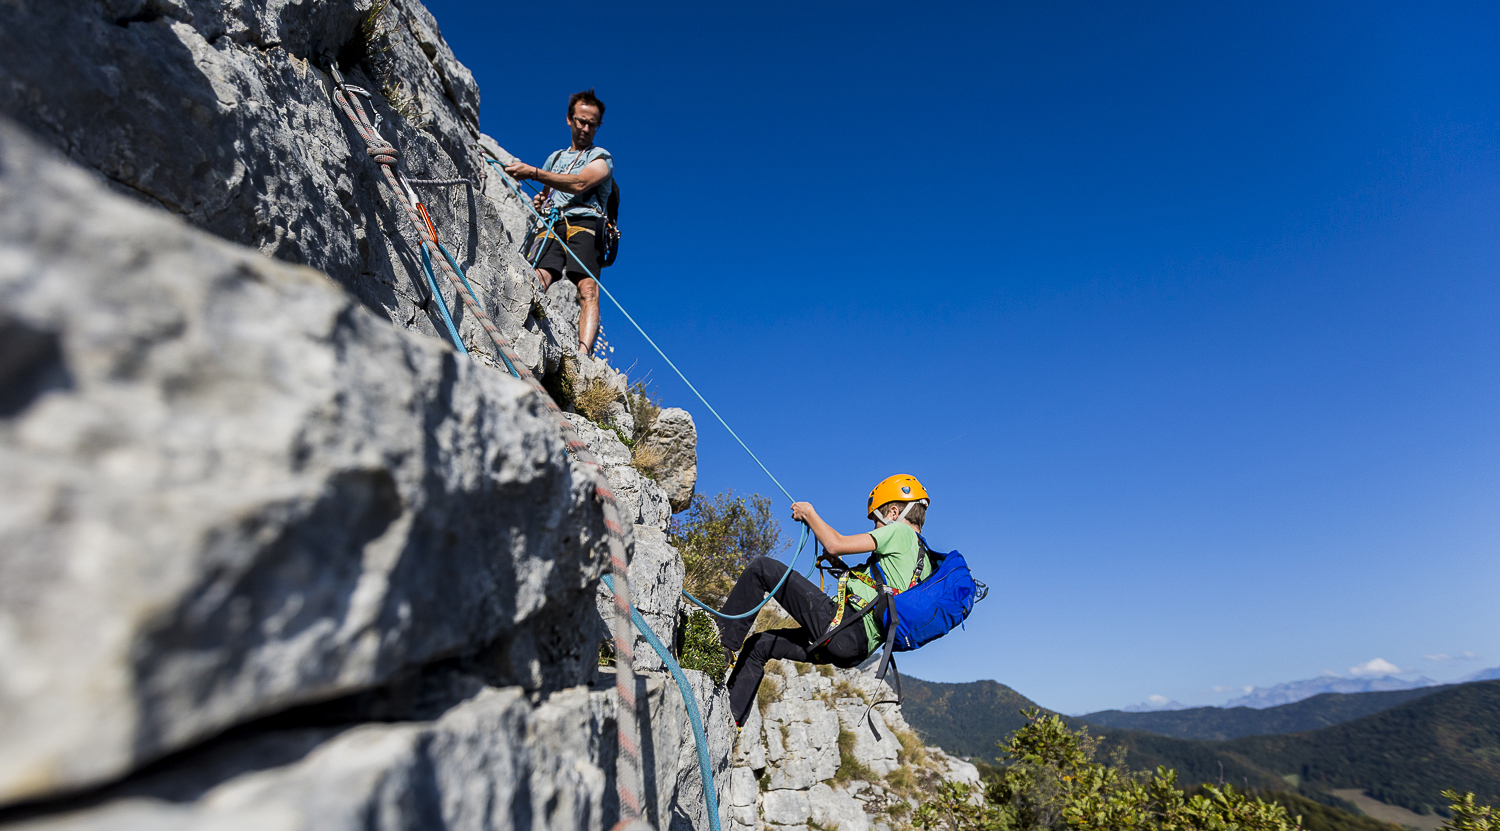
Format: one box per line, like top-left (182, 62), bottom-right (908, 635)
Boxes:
top-left (504, 89), bottom-right (613, 357)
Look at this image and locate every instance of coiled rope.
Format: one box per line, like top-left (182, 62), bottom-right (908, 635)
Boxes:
top-left (327, 65), bottom-right (647, 828)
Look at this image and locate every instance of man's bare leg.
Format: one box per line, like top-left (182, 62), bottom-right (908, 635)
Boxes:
top-left (576, 277), bottom-right (600, 356)
top-left (535, 267), bottom-right (556, 290)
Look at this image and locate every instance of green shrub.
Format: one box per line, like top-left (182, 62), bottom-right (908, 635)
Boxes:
top-left (1440, 791), bottom-right (1496, 831)
top-left (914, 710), bottom-right (1304, 831)
top-left (669, 491), bottom-right (787, 607)
top-left (678, 610), bottom-right (727, 682)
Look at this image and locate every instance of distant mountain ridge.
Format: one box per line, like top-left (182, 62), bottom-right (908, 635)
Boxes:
top-left (1120, 695), bottom-right (1191, 712)
top-left (1104, 680), bottom-right (1500, 815)
top-left (900, 677), bottom-right (1051, 756)
top-left (1225, 674), bottom-right (1438, 709)
top-left (1078, 686), bottom-right (1451, 741)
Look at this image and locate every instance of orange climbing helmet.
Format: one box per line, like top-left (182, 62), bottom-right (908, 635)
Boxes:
top-left (867, 474), bottom-right (930, 524)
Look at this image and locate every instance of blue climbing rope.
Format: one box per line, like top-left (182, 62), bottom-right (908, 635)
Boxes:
top-left (431, 240), bottom-right (523, 378)
top-left (679, 523), bottom-right (815, 620)
top-left (601, 573), bottom-right (722, 831)
top-left (421, 245), bottom-right (468, 355)
top-left (485, 159), bottom-right (797, 505)
top-left (486, 158), bottom-right (816, 620)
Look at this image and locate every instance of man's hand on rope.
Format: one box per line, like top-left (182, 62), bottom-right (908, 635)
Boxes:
top-left (503, 160), bottom-right (540, 180)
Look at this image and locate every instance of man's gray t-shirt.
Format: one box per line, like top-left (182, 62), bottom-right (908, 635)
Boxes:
top-left (543, 146), bottom-right (613, 219)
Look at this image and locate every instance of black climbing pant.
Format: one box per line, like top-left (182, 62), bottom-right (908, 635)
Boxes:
top-left (719, 557), bottom-right (870, 726)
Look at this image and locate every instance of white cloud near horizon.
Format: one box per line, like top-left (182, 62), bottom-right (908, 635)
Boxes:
top-left (1348, 657), bottom-right (1402, 677)
top-left (1423, 651), bottom-right (1477, 662)
top-left (1145, 694), bottom-right (1170, 705)
top-left (1210, 685), bottom-right (1254, 694)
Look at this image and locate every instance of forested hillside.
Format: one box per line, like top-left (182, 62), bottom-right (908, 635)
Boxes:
top-left (901, 677), bottom-right (1055, 757)
top-left (1079, 686), bottom-right (1449, 740)
top-left (1095, 681), bottom-right (1500, 816)
top-left (1226, 680), bottom-right (1500, 814)
top-left (904, 676), bottom-right (1500, 820)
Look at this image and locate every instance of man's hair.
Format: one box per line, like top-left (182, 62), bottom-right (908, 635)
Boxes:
top-left (568, 88), bottom-right (606, 120)
top-left (876, 500), bottom-right (926, 530)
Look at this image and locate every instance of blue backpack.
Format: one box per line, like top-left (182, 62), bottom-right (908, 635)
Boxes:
top-left (811, 537), bottom-right (986, 702)
top-left (884, 547), bottom-right (979, 652)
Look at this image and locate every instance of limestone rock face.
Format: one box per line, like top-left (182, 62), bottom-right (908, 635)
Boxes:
top-left (10, 672), bottom-right (733, 831)
top-left (808, 784), bottom-right (870, 831)
top-left (595, 525), bottom-right (687, 674)
top-left (0, 117), bottom-right (613, 806)
top-left (730, 661), bottom-right (975, 831)
top-left (642, 408), bottom-right (699, 513)
top-left (0, 0), bottom-right (726, 825)
top-left (0, 0), bottom-right (567, 375)
top-left (565, 413), bottom-right (672, 528)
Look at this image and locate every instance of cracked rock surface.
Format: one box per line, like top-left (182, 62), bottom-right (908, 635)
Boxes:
top-left (0, 115), bottom-right (611, 807)
top-left (0, 0), bottom-right (732, 827)
top-left (0, 0), bottom-right (571, 375)
top-left (729, 661), bottom-right (981, 831)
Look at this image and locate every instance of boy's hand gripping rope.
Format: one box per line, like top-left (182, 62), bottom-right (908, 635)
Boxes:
top-left (485, 158), bottom-right (816, 620)
top-left (326, 65), bottom-right (649, 827)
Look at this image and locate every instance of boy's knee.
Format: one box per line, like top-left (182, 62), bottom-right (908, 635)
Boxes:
top-left (748, 556), bottom-right (778, 576)
top-left (742, 631), bottom-right (774, 662)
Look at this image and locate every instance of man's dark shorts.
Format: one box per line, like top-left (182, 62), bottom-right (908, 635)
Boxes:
top-left (536, 219), bottom-right (599, 281)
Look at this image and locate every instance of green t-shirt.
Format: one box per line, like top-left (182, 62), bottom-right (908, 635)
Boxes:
top-left (848, 523), bottom-right (931, 654)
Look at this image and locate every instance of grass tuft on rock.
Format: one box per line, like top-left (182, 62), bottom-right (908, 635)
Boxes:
top-left (574, 375), bottom-right (618, 425)
top-left (630, 442), bottom-right (664, 480)
top-left (896, 728), bottom-right (930, 767)
top-left (757, 662), bottom-right (784, 714)
top-left (627, 380), bottom-right (661, 444)
top-left (835, 726), bottom-right (876, 783)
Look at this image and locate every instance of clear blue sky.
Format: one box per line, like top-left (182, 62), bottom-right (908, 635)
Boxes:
top-left (424, 0), bottom-right (1500, 714)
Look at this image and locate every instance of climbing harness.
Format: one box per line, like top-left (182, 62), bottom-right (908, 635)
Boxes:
top-left (327, 62), bottom-right (648, 826)
top-left (810, 537), bottom-right (987, 707)
top-left (823, 553), bottom-right (926, 633)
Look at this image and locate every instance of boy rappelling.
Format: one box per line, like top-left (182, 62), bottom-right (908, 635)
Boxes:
top-left (504, 89), bottom-right (614, 357)
top-left (716, 475), bottom-right (940, 728)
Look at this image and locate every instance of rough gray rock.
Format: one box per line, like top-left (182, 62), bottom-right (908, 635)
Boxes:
top-left (730, 661), bottom-right (968, 831)
top-left (0, 0), bottom-right (566, 374)
top-left (0, 118), bottom-right (611, 806)
top-left (759, 790), bottom-right (811, 827)
top-left (642, 408), bottom-right (698, 513)
top-left (807, 784), bottom-right (869, 831)
top-left (564, 413), bottom-right (672, 528)
top-left (0, 0), bottom-right (724, 824)
top-left (761, 692), bottom-right (840, 790)
top-left (11, 672), bottom-right (735, 831)
top-left (595, 525), bottom-right (686, 674)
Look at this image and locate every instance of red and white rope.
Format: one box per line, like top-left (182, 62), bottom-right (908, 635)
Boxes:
top-left (328, 66), bottom-right (646, 827)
